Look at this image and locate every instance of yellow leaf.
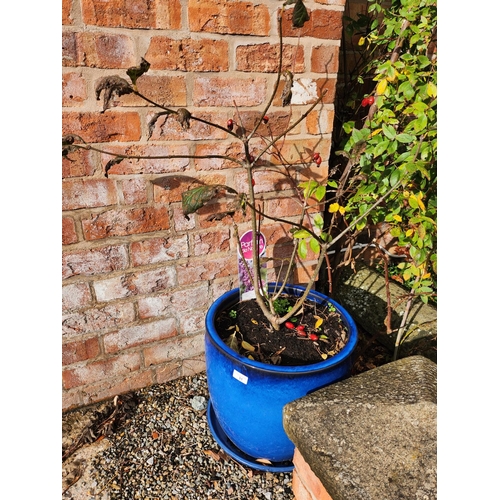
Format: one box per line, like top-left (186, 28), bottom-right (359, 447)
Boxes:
top-left (427, 82), bottom-right (437, 98)
top-left (251, 318), bottom-right (258, 324)
top-left (358, 36), bottom-right (365, 46)
top-left (321, 353), bottom-right (328, 360)
top-left (393, 214), bottom-right (402, 222)
top-left (339, 206), bottom-right (346, 215)
top-left (376, 78), bottom-right (388, 95)
top-left (406, 228), bottom-right (414, 237)
top-left (369, 128), bottom-right (382, 138)
top-left (241, 341), bottom-right (255, 352)
top-left (417, 194), bottom-right (426, 211)
top-left (387, 70), bottom-right (400, 82)
top-left (315, 317), bottom-right (324, 329)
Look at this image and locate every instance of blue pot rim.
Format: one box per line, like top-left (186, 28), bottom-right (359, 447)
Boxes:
top-left (205, 283), bottom-right (358, 375)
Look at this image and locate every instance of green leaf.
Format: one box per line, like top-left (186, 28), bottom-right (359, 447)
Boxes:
top-left (298, 239), bottom-right (308, 259)
top-left (309, 238), bottom-right (320, 254)
top-left (382, 123), bottom-right (397, 140)
top-left (373, 139), bottom-right (389, 158)
top-left (396, 133), bottom-right (415, 143)
top-left (182, 185), bottom-right (228, 215)
top-left (315, 185), bottom-right (326, 202)
top-left (292, 0), bottom-right (310, 28)
top-left (293, 229), bottom-right (312, 239)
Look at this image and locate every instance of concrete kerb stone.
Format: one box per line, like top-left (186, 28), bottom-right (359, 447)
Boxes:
top-left (283, 355), bottom-right (437, 500)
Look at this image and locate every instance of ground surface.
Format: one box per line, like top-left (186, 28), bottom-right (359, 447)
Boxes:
top-left (61, 326), bottom-right (396, 500)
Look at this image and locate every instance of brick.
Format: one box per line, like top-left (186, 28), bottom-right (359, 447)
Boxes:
top-left (121, 178), bottom-right (148, 205)
top-left (62, 0), bottom-right (73, 25)
top-left (192, 229), bottom-right (231, 256)
top-left (102, 144), bottom-right (191, 176)
top-left (62, 111), bottom-right (141, 143)
top-left (306, 108), bottom-right (335, 135)
top-left (292, 448), bottom-right (333, 500)
top-left (62, 303), bottom-right (136, 338)
top-left (78, 369), bottom-right (155, 408)
top-left (62, 179), bottom-right (119, 211)
top-left (103, 318), bottom-right (178, 353)
top-left (62, 72), bottom-right (87, 106)
top-left (311, 45), bottom-right (340, 74)
top-left (236, 43), bottom-right (304, 73)
top-left (171, 205), bottom-right (196, 232)
top-left (155, 362), bottom-right (182, 384)
top-left (153, 173), bottom-right (227, 204)
top-left (82, 0), bottom-right (181, 29)
top-left (188, 0), bottom-right (270, 36)
top-left (282, 9), bottom-right (344, 40)
top-left (234, 167), bottom-right (295, 196)
top-left (137, 282), bottom-right (209, 319)
top-left (81, 206), bottom-right (170, 241)
top-left (62, 244), bottom-right (129, 280)
top-left (62, 352), bottom-right (141, 389)
top-left (130, 235), bottom-right (189, 267)
top-left (224, 110), bottom-right (298, 139)
top-left (314, 0), bottom-right (346, 5)
top-left (193, 142), bottom-right (244, 171)
top-left (62, 337), bottom-right (101, 365)
top-left (146, 37), bottom-right (229, 72)
top-left (177, 255), bottom-right (237, 286)
top-left (143, 333), bottom-right (204, 366)
top-left (93, 267), bottom-right (177, 302)
top-left (266, 138), bottom-right (331, 166)
top-left (193, 77), bottom-right (267, 107)
top-left (62, 389), bottom-right (83, 411)
top-left (262, 196), bottom-right (304, 219)
top-left (63, 149), bottom-right (98, 178)
top-left (181, 356), bottom-right (206, 377)
top-left (62, 31), bottom-right (78, 67)
top-left (66, 32), bottom-right (137, 69)
top-left (115, 75), bottom-right (187, 107)
top-left (178, 309), bottom-right (205, 335)
top-left (148, 110), bottom-right (228, 141)
top-left (62, 282), bottom-right (93, 311)
top-left (62, 216), bottom-right (78, 245)
top-left (274, 77), bottom-right (330, 106)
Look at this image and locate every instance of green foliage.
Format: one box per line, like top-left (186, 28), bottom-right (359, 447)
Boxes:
top-left (337, 0), bottom-right (437, 303)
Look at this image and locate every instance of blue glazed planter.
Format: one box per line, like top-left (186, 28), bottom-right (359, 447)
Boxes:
top-left (205, 284), bottom-right (358, 470)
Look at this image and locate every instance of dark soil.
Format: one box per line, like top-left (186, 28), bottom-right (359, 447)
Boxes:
top-left (215, 295), bottom-right (349, 366)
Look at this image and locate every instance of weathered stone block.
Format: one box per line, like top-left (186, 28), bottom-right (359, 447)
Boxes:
top-left (283, 356), bottom-right (437, 500)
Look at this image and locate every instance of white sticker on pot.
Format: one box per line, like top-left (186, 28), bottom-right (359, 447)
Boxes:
top-left (232, 369), bottom-right (248, 385)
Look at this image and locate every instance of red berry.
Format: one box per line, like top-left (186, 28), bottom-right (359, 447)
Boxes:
top-left (285, 322), bottom-right (295, 330)
top-left (263, 115), bottom-right (270, 124)
top-left (309, 333), bottom-right (319, 341)
top-left (249, 155), bottom-right (255, 163)
top-left (361, 98), bottom-right (369, 107)
top-left (313, 152), bottom-right (320, 161)
top-left (367, 96), bottom-right (375, 105)
top-left (227, 119), bottom-right (234, 130)
top-left (296, 325), bottom-right (305, 331)
top-left (251, 179), bottom-right (255, 186)
top-left (296, 330), bottom-right (307, 337)
top-left (315, 156), bottom-right (322, 165)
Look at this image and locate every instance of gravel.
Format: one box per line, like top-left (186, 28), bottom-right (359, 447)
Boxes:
top-left (62, 372), bottom-right (294, 500)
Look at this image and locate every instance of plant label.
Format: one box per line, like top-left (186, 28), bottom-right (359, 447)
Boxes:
top-left (238, 230), bottom-right (267, 301)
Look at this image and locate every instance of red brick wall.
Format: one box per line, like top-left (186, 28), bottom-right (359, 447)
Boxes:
top-left (62, 0), bottom-right (346, 411)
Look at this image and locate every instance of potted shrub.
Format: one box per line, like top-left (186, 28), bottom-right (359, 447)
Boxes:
top-left (63, 0), bottom-right (436, 470)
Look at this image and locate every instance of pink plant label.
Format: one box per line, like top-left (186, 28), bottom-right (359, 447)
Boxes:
top-left (238, 230), bottom-right (267, 301)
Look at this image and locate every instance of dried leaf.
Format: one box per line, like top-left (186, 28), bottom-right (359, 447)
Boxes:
top-left (241, 341), bottom-right (255, 352)
top-left (176, 108), bottom-right (192, 130)
top-left (126, 58), bottom-right (150, 86)
top-left (225, 332), bottom-right (239, 352)
top-left (104, 157), bottom-right (125, 178)
top-left (95, 76), bottom-right (133, 111)
top-left (255, 458), bottom-right (273, 465)
top-left (251, 319), bottom-right (258, 325)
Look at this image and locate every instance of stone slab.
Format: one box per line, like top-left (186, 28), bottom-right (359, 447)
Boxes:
top-left (283, 356), bottom-right (437, 500)
top-left (332, 263), bottom-right (437, 361)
